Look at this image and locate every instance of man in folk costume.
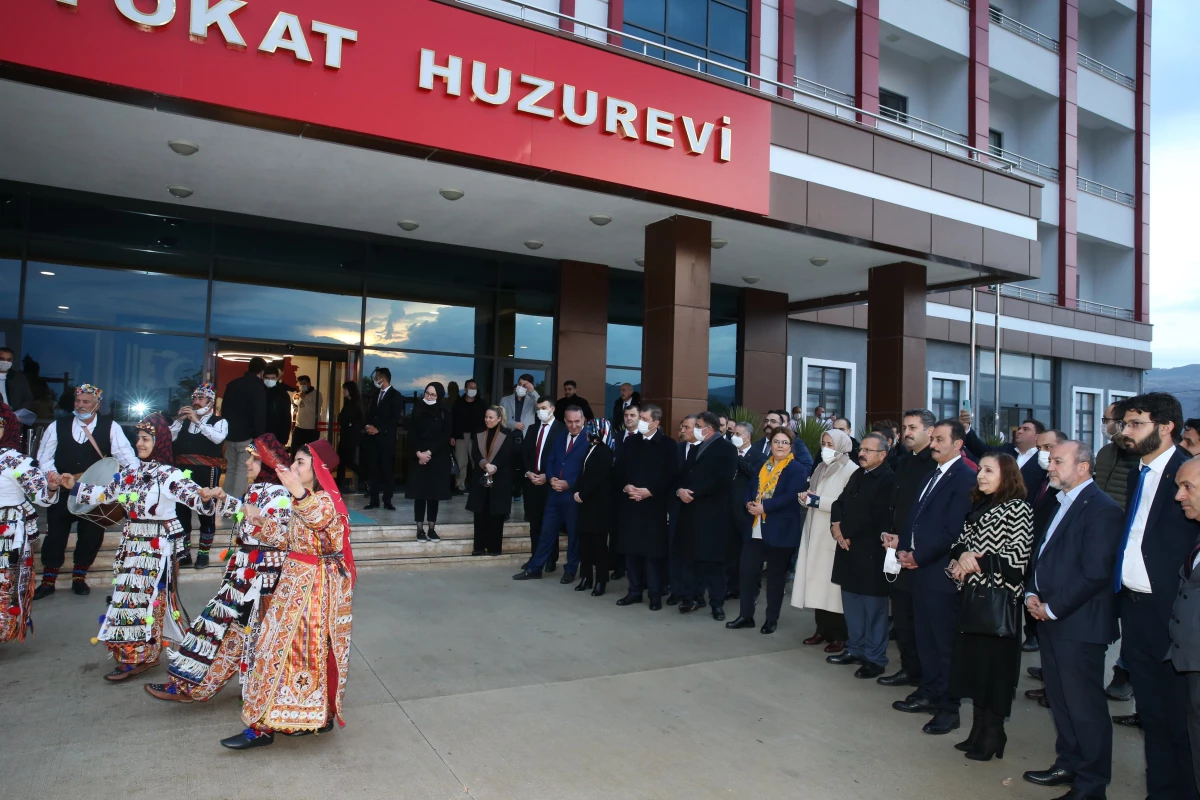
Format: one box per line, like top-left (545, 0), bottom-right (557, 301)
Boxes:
top-left (60, 412), bottom-right (214, 681)
top-left (146, 433), bottom-right (293, 703)
top-left (34, 384), bottom-right (137, 599)
top-left (170, 383), bottom-right (228, 569)
top-left (221, 439), bottom-right (355, 750)
top-left (0, 403), bottom-right (61, 644)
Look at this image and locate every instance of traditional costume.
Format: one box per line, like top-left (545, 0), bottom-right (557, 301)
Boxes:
top-left (169, 382), bottom-right (228, 568)
top-left (1, 404), bottom-right (58, 643)
top-left (73, 412), bottom-right (212, 680)
top-left (148, 434), bottom-right (293, 703)
top-left (222, 439), bottom-right (355, 750)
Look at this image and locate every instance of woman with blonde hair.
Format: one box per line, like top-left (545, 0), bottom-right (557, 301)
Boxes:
top-left (467, 405), bottom-right (515, 556)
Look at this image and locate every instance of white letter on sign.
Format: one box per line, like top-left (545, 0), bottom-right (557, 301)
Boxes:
top-left (604, 98), bottom-right (638, 140)
top-left (259, 12), bottom-right (312, 62)
top-left (471, 62), bottom-right (511, 106)
top-left (681, 117), bottom-right (714, 155)
top-left (190, 0), bottom-right (247, 47)
top-left (116, 0), bottom-right (175, 27)
top-left (419, 49), bottom-right (462, 97)
top-left (561, 85), bottom-right (597, 126)
top-left (719, 116), bottom-right (732, 162)
top-left (516, 76), bottom-right (555, 118)
top-left (311, 21), bottom-right (358, 69)
top-left (645, 108), bottom-right (675, 148)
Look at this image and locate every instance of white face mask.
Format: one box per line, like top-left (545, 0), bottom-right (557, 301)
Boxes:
top-left (792, 414), bottom-right (802, 421)
top-left (536, 408), bottom-right (553, 422)
top-left (730, 435), bottom-right (745, 449)
top-left (0, 360), bottom-right (11, 372)
top-left (820, 446), bottom-right (837, 464)
top-left (466, 389), bottom-right (477, 398)
top-left (264, 379), bottom-right (277, 388)
top-left (373, 379), bottom-right (384, 389)
top-left (693, 427), bottom-right (706, 443)
top-left (1037, 450), bottom-right (1051, 470)
top-left (423, 397), bottom-right (437, 406)
top-left (515, 386), bottom-right (528, 398)
top-left (636, 420), bottom-right (650, 435)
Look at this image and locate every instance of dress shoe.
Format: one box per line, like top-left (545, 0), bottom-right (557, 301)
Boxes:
top-left (665, 593), bottom-right (681, 606)
top-left (364, 503), bottom-right (380, 510)
top-left (854, 662), bottom-right (886, 679)
top-left (512, 570), bottom-right (542, 581)
top-left (383, 503), bottom-right (397, 511)
top-left (1023, 767), bottom-right (1076, 787)
top-left (679, 600), bottom-right (704, 614)
top-left (1051, 792), bottom-right (1104, 800)
top-left (591, 582), bottom-right (606, 597)
top-left (615, 593), bottom-right (643, 606)
top-left (760, 620), bottom-right (778, 635)
top-left (545, 562), bottom-right (558, 574)
top-left (177, 552), bottom-right (193, 567)
top-left (877, 669), bottom-right (920, 687)
top-left (1028, 666), bottom-right (1043, 681)
top-left (711, 607), bottom-right (726, 622)
top-left (1112, 712), bottom-right (1141, 728)
top-left (723, 590), bottom-right (739, 601)
top-left (33, 583), bottom-right (55, 600)
top-left (520, 561), bottom-right (531, 571)
top-left (893, 694), bottom-right (936, 714)
top-left (72, 581), bottom-right (90, 596)
top-left (144, 682), bottom-right (193, 703)
top-left (1025, 688), bottom-right (1046, 702)
top-left (923, 710), bottom-right (960, 735)
top-left (575, 576), bottom-right (593, 592)
top-left (471, 550), bottom-right (485, 556)
top-left (826, 651), bottom-right (860, 665)
top-left (648, 597), bottom-right (662, 611)
top-left (426, 528), bottom-right (440, 542)
top-left (802, 632), bottom-right (826, 646)
top-left (725, 615), bottom-right (755, 630)
top-left (559, 572), bottom-right (576, 585)
top-left (823, 640), bottom-right (846, 654)
top-left (1022, 635), bottom-right (1040, 652)
top-left (194, 553), bottom-right (209, 569)
top-left (1105, 665), bottom-right (1133, 701)
top-left (220, 730), bottom-right (275, 750)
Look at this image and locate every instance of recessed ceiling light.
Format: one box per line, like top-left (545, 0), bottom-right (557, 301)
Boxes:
top-left (589, 214), bottom-right (613, 226)
top-left (57, 305), bottom-right (69, 310)
top-left (168, 140), bottom-right (199, 156)
top-left (711, 237), bottom-right (728, 249)
top-left (167, 185), bottom-right (194, 199)
top-left (524, 240), bottom-right (544, 250)
top-left (439, 188), bottom-right (465, 201)
top-left (810, 256), bottom-right (830, 267)
top-left (634, 258), bottom-right (645, 267)
top-left (520, 345), bottom-right (528, 349)
top-left (40, 270), bottom-right (55, 276)
top-left (742, 276), bottom-right (760, 284)
top-left (397, 220), bottom-right (419, 231)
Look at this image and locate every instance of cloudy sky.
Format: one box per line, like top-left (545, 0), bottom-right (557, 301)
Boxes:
top-left (1148, 0), bottom-right (1197, 369)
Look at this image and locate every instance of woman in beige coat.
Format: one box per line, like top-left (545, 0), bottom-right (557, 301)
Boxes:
top-left (790, 428), bottom-right (858, 653)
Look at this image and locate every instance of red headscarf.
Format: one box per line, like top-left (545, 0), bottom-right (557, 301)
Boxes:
top-left (251, 433), bottom-right (291, 485)
top-left (136, 412), bottom-right (174, 464)
top-left (0, 403), bottom-right (20, 451)
top-left (304, 439), bottom-right (355, 586)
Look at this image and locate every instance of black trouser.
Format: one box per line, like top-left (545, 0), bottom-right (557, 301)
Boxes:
top-left (890, 586), bottom-right (922, 679)
top-left (725, 529), bottom-right (744, 596)
top-left (913, 587), bottom-right (959, 710)
top-left (1024, 608), bottom-right (1038, 642)
top-left (291, 426), bottom-right (319, 455)
top-left (1041, 626), bottom-right (1112, 797)
top-left (473, 511), bottom-right (504, 554)
top-left (414, 499), bottom-right (439, 525)
top-left (178, 464), bottom-right (219, 554)
top-left (683, 558), bottom-right (725, 608)
top-left (739, 538), bottom-right (794, 623)
top-left (524, 480), bottom-right (559, 567)
top-left (367, 434), bottom-right (395, 503)
top-left (41, 493), bottom-right (105, 574)
top-left (579, 527), bottom-right (610, 584)
top-left (625, 555), bottom-right (664, 599)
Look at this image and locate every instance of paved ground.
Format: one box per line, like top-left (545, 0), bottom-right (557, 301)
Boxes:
top-left (2, 565), bottom-right (1146, 799)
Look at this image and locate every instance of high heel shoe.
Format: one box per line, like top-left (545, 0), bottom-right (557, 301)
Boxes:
top-left (591, 582), bottom-right (606, 597)
top-left (965, 711), bottom-right (1007, 761)
top-left (575, 576), bottom-right (594, 592)
top-left (955, 709), bottom-right (985, 752)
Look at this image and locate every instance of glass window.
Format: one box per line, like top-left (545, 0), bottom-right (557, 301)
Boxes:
top-left (622, 26), bottom-right (666, 60)
top-left (807, 366), bottom-right (846, 418)
top-left (708, 374), bottom-right (736, 414)
top-left (1001, 352), bottom-right (1033, 379)
top-left (29, 198), bottom-right (212, 254)
top-left (709, 324), bottom-right (737, 376)
top-left (22, 324), bottom-right (204, 422)
top-left (606, 368), bottom-right (643, 420)
top-left (210, 281), bottom-right (362, 345)
top-left (1034, 356), bottom-right (1052, 382)
top-left (1075, 392), bottom-right (1096, 448)
top-left (625, 0), bottom-right (666, 31)
top-left (364, 349), bottom-right (488, 403)
top-left (708, 3), bottom-right (747, 58)
top-left (0, 193), bottom-right (22, 231)
top-left (23, 262), bottom-right (207, 333)
top-left (216, 224), bottom-right (365, 271)
top-left (624, 0), bottom-right (748, 77)
top-left (607, 323), bottom-right (643, 368)
top-left (0, 256), bottom-right (19, 319)
top-left (931, 378), bottom-right (962, 422)
top-left (976, 351), bottom-right (1053, 442)
top-left (669, 0), bottom-right (706, 44)
top-left (365, 299), bottom-right (482, 354)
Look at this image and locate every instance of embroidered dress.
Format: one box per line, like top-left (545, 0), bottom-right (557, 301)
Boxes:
top-left (1, 448), bottom-right (57, 643)
top-left (165, 484), bottom-right (292, 700)
top-left (242, 490), bottom-right (353, 733)
top-left (75, 462), bottom-right (212, 666)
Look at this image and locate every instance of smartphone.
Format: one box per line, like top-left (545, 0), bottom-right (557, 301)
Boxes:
top-left (960, 399), bottom-right (971, 413)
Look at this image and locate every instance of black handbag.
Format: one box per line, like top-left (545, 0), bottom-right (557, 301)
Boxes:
top-left (956, 554), bottom-right (1021, 639)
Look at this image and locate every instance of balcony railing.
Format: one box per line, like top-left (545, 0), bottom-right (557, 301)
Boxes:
top-left (1078, 53), bottom-right (1136, 89)
top-left (945, 0), bottom-right (969, 8)
top-left (793, 75), bottom-right (855, 106)
top-left (878, 107), bottom-right (969, 145)
top-left (989, 147), bottom-right (1060, 182)
top-left (1078, 176), bottom-right (1136, 207)
top-left (997, 285), bottom-right (1136, 322)
top-left (989, 8), bottom-right (1060, 53)
top-left (1076, 298), bottom-right (1135, 321)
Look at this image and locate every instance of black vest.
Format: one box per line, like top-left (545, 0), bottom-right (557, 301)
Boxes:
top-left (174, 414), bottom-right (225, 460)
top-left (55, 415), bottom-right (113, 474)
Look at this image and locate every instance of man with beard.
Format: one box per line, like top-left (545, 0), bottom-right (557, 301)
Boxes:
top-left (1113, 392), bottom-right (1198, 800)
top-left (755, 410), bottom-right (814, 474)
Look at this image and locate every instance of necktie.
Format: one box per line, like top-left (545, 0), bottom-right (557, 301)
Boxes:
top-left (1187, 540), bottom-right (1200, 579)
top-left (919, 467), bottom-right (943, 504)
top-left (1035, 479), bottom-right (1049, 505)
top-left (535, 424), bottom-right (548, 470)
top-left (565, 434), bottom-right (576, 455)
top-left (559, 434), bottom-right (575, 479)
top-left (1113, 464), bottom-right (1152, 593)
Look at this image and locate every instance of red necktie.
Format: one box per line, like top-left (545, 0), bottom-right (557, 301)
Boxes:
top-left (535, 424), bottom-right (548, 470)
top-left (559, 435), bottom-right (575, 478)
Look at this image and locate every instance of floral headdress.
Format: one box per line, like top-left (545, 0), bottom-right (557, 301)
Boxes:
top-left (0, 403), bottom-right (21, 450)
top-left (75, 384), bottom-right (103, 400)
top-left (135, 412), bottom-right (174, 464)
top-left (192, 382), bottom-right (216, 402)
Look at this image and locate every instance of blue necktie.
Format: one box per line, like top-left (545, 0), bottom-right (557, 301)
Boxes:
top-left (1113, 464), bottom-right (1151, 593)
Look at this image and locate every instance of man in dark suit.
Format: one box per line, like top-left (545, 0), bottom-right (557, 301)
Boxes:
top-left (892, 418), bottom-right (977, 735)
top-left (1169, 456), bottom-right (1200, 796)
top-left (666, 415), bottom-right (698, 604)
top-left (755, 410), bottom-right (814, 474)
top-left (675, 412), bottom-right (738, 620)
top-left (961, 409), bottom-right (1046, 494)
top-left (363, 367), bottom-right (403, 510)
top-left (221, 356), bottom-right (268, 501)
top-left (262, 363), bottom-right (296, 448)
top-left (1021, 429), bottom-right (1069, 656)
top-left (615, 403), bottom-right (678, 610)
top-left (520, 396), bottom-right (563, 573)
top-left (1113, 392), bottom-right (1200, 800)
top-left (611, 382), bottom-right (641, 426)
top-left (613, 403), bottom-right (641, 453)
top-left (727, 422), bottom-right (765, 599)
top-left (1023, 440), bottom-right (1125, 799)
top-left (553, 381), bottom-right (594, 422)
top-left (514, 406), bottom-right (589, 582)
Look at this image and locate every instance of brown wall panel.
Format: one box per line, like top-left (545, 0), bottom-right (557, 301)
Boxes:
top-left (740, 350), bottom-right (787, 413)
top-left (770, 103), bottom-right (809, 152)
top-left (873, 200), bottom-right (932, 252)
top-left (932, 216), bottom-right (984, 264)
top-left (931, 154), bottom-right (984, 202)
top-left (873, 136), bottom-right (932, 187)
top-left (808, 184), bottom-right (873, 240)
top-left (983, 229), bottom-right (1030, 275)
top-left (768, 173), bottom-right (808, 225)
top-left (983, 170), bottom-right (1030, 215)
top-left (808, 116), bottom-right (874, 170)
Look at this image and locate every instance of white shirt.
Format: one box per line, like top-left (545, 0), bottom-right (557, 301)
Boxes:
top-left (1121, 445), bottom-right (1177, 593)
top-left (169, 408), bottom-right (229, 444)
top-left (1030, 478), bottom-right (1095, 620)
top-left (37, 415), bottom-right (138, 474)
top-left (1016, 446), bottom-right (1037, 470)
top-left (533, 420), bottom-right (555, 472)
top-left (919, 455), bottom-right (961, 503)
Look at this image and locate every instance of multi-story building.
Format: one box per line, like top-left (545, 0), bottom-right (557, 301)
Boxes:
top-left (0, 0), bottom-right (1149, 464)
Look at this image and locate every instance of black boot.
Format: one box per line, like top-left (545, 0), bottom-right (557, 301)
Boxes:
top-left (591, 581), bottom-right (606, 597)
top-left (955, 708), bottom-right (986, 752)
top-left (965, 710), bottom-right (1007, 761)
top-left (575, 575), bottom-right (594, 592)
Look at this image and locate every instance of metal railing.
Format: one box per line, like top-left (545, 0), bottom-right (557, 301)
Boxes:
top-left (996, 285), bottom-right (1136, 322)
top-left (1078, 53), bottom-right (1136, 89)
top-left (793, 75), bottom-right (855, 106)
top-left (1078, 176), bottom-right (1136, 207)
top-left (453, 0), bottom-right (1015, 171)
top-left (988, 147), bottom-right (1060, 182)
top-left (945, 0), bottom-right (969, 8)
top-left (878, 106), bottom-right (969, 145)
top-left (1076, 297), bottom-right (1135, 321)
top-left (989, 8), bottom-right (1060, 53)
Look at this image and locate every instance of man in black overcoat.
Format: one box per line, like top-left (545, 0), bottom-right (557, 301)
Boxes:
top-left (675, 411), bottom-right (738, 620)
top-left (615, 404), bottom-right (678, 611)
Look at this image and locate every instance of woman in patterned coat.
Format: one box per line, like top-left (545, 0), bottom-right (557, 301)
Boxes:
top-left (947, 453), bottom-right (1034, 762)
top-left (220, 438), bottom-right (355, 750)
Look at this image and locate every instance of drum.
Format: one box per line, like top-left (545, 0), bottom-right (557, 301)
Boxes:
top-left (67, 457), bottom-right (127, 528)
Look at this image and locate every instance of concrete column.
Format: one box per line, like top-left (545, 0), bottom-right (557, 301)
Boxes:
top-left (556, 261), bottom-right (609, 408)
top-left (739, 288), bottom-right (788, 413)
top-left (968, 0), bottom-right (991, 155)
top-left (866, 263), bottom-right (927, 426)
top-left (855, 0), bottom-right (880, 119)
top-left (642, 216), bottom-right (711, 432)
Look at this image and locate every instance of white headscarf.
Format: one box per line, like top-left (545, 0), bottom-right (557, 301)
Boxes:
top-left (809, 428), bottom-right (854, 491)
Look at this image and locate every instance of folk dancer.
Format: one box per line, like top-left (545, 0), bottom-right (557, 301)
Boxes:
top-left (34, 384), bottom-right (137, 599)
top-left (61, 413), bottom-right (213, 681)
top-left (221, 439), bottom-right (355, 750)
top-left (170, 383), bottom-right (228, 568)
top-left (1, 403), bottom-right (61, 643)
top-left (146, 434), bottom-right (292, 703)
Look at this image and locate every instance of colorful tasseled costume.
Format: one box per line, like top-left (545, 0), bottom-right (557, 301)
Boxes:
top-left (1, 431), bottom-right (59, 643)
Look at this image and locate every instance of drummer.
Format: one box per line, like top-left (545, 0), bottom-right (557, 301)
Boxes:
top-left (34, 384), bottom-right (137, 600)
top-left (170, 383), bottom-right (228, 569)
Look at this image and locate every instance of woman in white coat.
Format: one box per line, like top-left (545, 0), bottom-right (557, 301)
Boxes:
top-left (791, 428), bottom-right (858, 653)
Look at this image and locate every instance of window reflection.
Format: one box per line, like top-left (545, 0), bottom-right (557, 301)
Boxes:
top-left (24, 262), bottom-right (207, 333)
top-left (498, 313), bottom-right (553, 360)
top-left (365, 299), bottom-right (480, 354)
top-left (607, 324), bottom-right (643, 368)
top-left (708, 374), bottom-right (736, 414)
top-left (363, 349), bottom-right (491, 403)
top-left (605, 368), bottom-right (642, 418)
top-left (210, 282), bottom-right (362, 345)
top-left (0, 258), bottom-right (19, 319)
top-left (709, 324), bottom-right (737, 375)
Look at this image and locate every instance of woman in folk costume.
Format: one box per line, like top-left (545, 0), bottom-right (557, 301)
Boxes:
top-left (146, 434), bottom-right (293, 703)
top-left (0, 403), bottom-right (61, 643)
top-left (790, 428), bottom-right (859, 653)
top-left (60, 412), bottom-right (213, 681)
top-left (221, 438), bottom-right (355, 750)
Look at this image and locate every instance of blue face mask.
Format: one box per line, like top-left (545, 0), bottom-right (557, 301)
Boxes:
top-left (73, 409), bottom-right (96, 421)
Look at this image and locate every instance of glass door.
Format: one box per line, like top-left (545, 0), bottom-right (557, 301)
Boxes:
top-left (498, 361), bottom-right (552, 404)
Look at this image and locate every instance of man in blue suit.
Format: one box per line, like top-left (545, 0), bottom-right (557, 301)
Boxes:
top-left (1112, 392), bottom-right (1200, 800)
top-left (513, 406), bottom-right (590, 582)
top-left (892, 418), bottom-right (977, 735)
top-left (1023, 439), bottom-right (1125, 800)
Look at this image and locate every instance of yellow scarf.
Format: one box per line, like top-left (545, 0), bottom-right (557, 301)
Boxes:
top-left (755, 453), bottom-right (794, 522)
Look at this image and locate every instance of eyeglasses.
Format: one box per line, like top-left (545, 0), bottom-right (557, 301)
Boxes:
top-left (859, 447), bottom-right (887, 454)
top-left (1101, 417), bottom-right (1119, 424)
top-left (1119, 420), bottom-right (1155, 431)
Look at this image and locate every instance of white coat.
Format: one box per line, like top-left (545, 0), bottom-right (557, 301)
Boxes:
top-left (790, 459), bottom-right (859, 613)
